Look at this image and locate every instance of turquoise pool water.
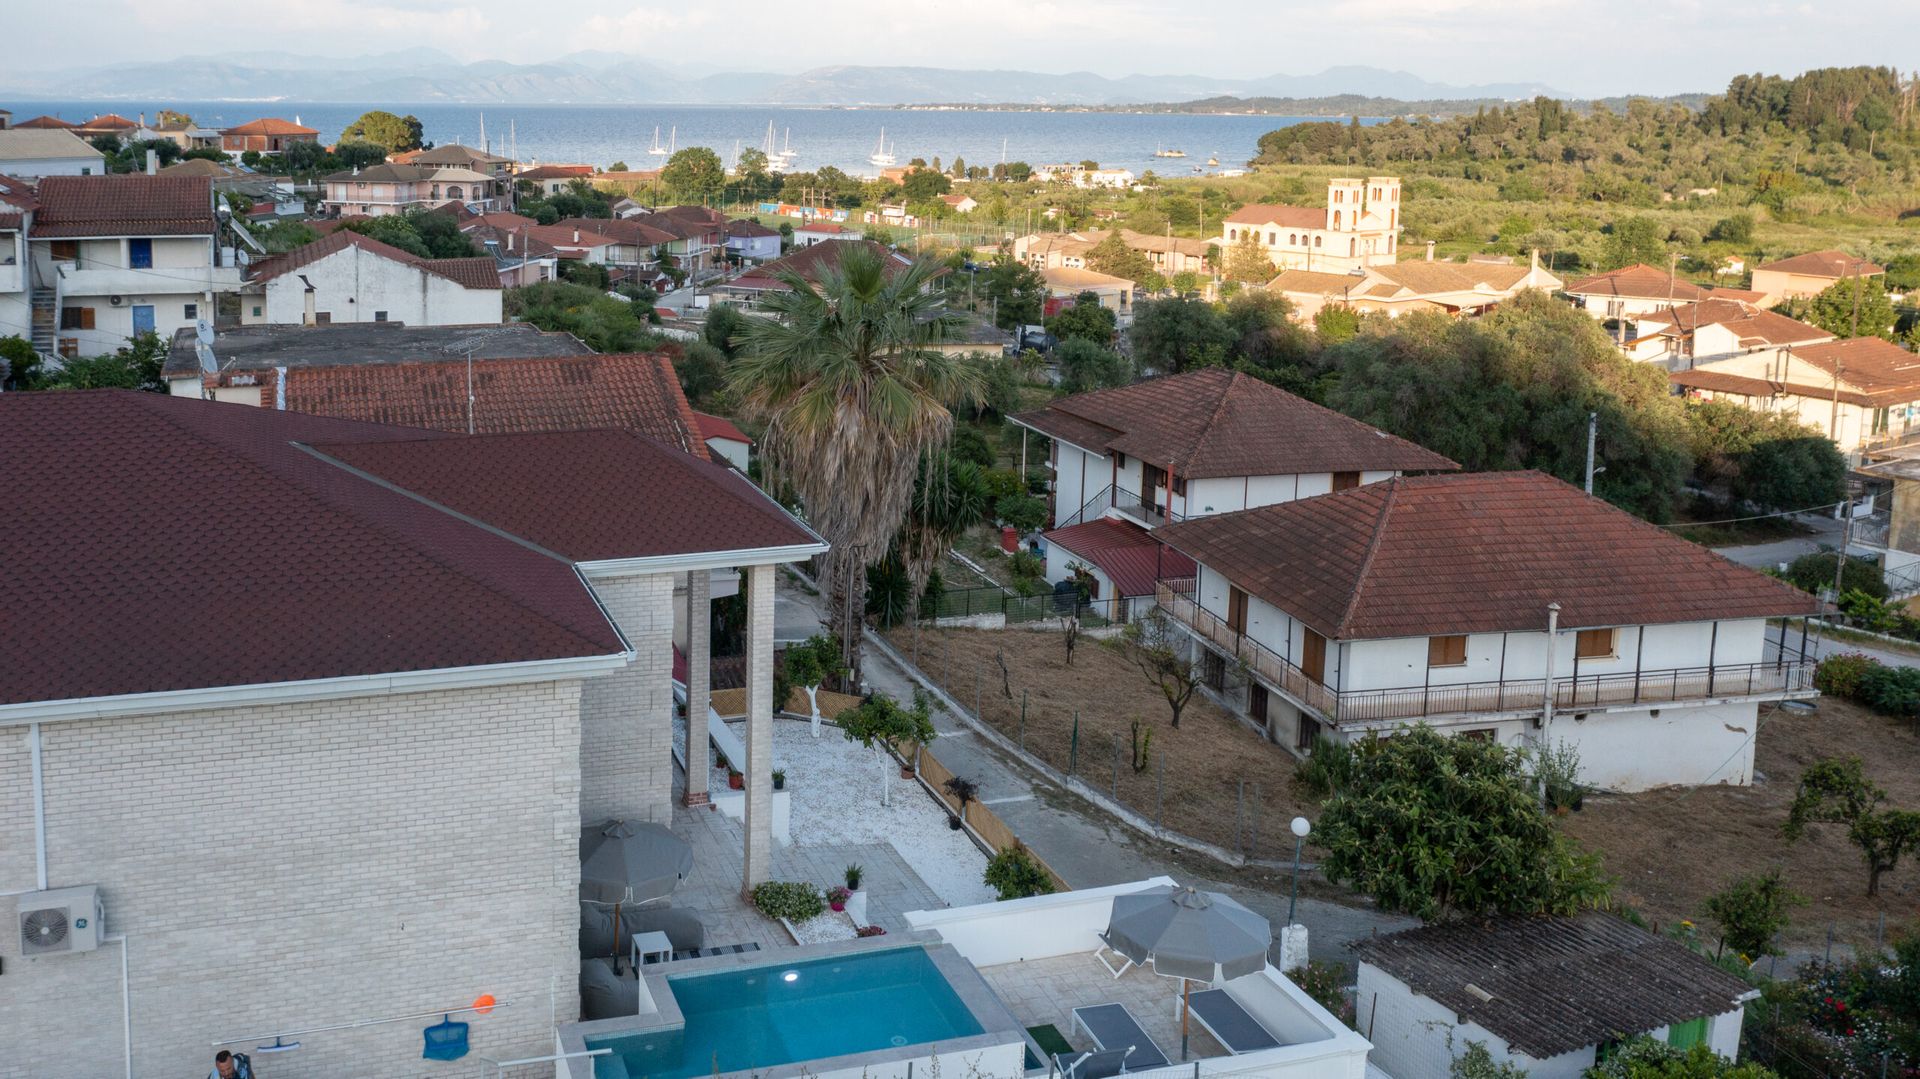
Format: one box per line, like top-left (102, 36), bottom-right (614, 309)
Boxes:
top-left (589, 946), bottom-right (984, 1078)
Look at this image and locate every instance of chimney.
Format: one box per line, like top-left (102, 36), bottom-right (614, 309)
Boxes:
top-left (508, 231), bottom-right (515, 252)
top-left (145, 149), bottom-right (158, 176)
top-left (572, 229), bottom-right (580, 243)
top-left (139, 112), bottom-right (147, 128)
top-left (301, 278), bottom-right (317, 327)
top-left (1425, 240), bottom-right (1435, 262)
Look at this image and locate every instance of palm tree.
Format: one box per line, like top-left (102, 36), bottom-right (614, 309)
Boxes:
top-left (731, 244), bottom-right (982, 680)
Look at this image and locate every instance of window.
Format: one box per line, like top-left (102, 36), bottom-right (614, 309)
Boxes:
top-left (1266, 232), bottom-right (1275, 245)
top-left (315, 311), bottom-right (332, 325)
top-left (128, 238), bottom-right (153, 269)
top-left (374, 310), bottom-right (389, 322)
top-left (1575, 628), bottom-right (1616, 659)
top-left (1427, 635), bottom-right (1468, 667)
top-left (59, 306), bottom-right (94, 330)
top-left (1349, 238), bottom-right (1356, 257)
top-left (1460, 728), bottom-right (1496, 741)
top-left (1332, 471), bottom-right (1360, 491)
top-left (1172, 476), bottom-right (1187, 497)
top-left (1295, 714), bottom-right (1320, 751)
top-left (1666, 1017), bottom-right (1707, 1050)
top-left (250, 305), bottom-right (262, 317)
top-left (1287, 233), bottom-right (1296, 245)
top-left (183, 303), bottom-right (197, 320)
top-left (1228, 228), bottom-right (1237, 241)
top-left (51, 240), bottom-right (78, 262)
top-left (58, 337), bottom-right (79, 357)
top-left (80, 167), bottom-right (92, 175)
top-left (1333, 210), bottom-right (1342, 229)
top-left (1314, 236), bottom-right (1322, 248)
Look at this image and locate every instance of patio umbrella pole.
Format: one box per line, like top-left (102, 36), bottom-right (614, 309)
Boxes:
top-left (1167, 975), bottom-right (1182, 1059)
top-left (611, 902), bottom-right (622, 976)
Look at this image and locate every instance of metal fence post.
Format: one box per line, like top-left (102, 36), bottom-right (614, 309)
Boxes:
top-left (974, 663), bottom-right (982, 720)
top-left (1070, 711), bottom-right (1079, 776)
top-left (1235, 779), bottom-right (1245, 854)
top-left (1111, 733), bottom-right (1120, 798)
top-left (1019, 689), bottom-right (1028, 749)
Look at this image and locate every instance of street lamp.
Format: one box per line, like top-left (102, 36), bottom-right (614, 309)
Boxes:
top-left (1286, 816), bottom-right (1311, 926)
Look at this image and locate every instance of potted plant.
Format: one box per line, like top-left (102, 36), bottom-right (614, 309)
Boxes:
top-left (772, 768), bottom-right (787, 791)
top-left (844, 864), bottom-right (868, 925)
top-left (827, 885), bottom-right (852, 913)
top-left (727, 767), bottom-right (743, 791)
top-left (856, 925), bottom-right (887, 937)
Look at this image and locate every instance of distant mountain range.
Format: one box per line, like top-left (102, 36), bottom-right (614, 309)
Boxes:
top-left (0, 50), bottom-right (1566, 107)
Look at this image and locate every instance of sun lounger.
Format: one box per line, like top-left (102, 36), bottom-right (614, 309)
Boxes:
top-left (1092, 930), bottom-right (1135, 978)
top-left (1053, 1048), bottom-right (1134, 1079)
top-left (1185, 988), bottom-right (1282, 1053)
top-left (1072, 1003), bottom-right (1170, 1071)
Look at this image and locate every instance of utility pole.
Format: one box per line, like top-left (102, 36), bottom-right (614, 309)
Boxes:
top-left (1584, 412), bottom-right (1598, 494)
top-left (1538, 601), bottom-right (1561, 811)
top-left (1833, 499), bottom-right (1854, 601)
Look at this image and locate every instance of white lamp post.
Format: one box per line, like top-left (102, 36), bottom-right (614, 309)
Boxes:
top-left (1286, 816), bottom-right (1311, 926)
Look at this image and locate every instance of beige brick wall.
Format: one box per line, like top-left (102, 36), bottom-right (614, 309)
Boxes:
top-left (0, 679), bottom-right (585, 1079)
top-left (578, 571), bottom-right (677, 825)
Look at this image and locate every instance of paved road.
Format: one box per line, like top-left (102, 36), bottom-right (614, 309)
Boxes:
top-left (774, 573), bottom-right (1418, 966)
top-left (1711, 512), bottom-right (1845, 569)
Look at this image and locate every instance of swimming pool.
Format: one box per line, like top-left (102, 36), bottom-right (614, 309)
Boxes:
top-left (587, 946), bottom-right (987, 1078)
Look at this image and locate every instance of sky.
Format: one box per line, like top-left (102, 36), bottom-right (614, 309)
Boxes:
top-left (11, 0), bottom-right (1919, 98)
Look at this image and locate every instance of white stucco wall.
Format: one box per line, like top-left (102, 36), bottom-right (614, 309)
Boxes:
top-left (0, 679), bottom-right (586, 1079)
top-left (247, 244), bottom-right (502, 326)
top-left (1356, 964), bottom-right (1595, 1079)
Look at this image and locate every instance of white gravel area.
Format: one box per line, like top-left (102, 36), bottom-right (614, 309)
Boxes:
top-left (786, 910), bottom-right (860, 945)
top-left (726, 718), bottom-right (997, 908)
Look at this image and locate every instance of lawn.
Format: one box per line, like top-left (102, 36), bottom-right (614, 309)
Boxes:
top-left (1562, 696), bottom-right (1920, 953)
top-left (883, 623), bottom-right (1315, 859)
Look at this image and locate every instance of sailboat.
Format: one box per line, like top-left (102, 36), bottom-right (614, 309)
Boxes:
top-left (776, 126), bottom-right (798, 164)
top-left (868, 128), bottom-right (896, 167)
top-left (648, 126), bottom-right (668, 156)
top-left (1205, 153), bottom-right (1220, 166)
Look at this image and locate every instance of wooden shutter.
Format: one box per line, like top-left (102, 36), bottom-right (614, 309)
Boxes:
top-left (1332, 471), bottom-right (1360, 491)
top-left (1226, 586), bottom-right (1248, 634)
top-left (1427, 635), bottom-right (1467, 667)
top-left (50, 240), bottom-right (78, 262)
top-left (1575, 628), bottom-right (1616, 659)
top-left (1302, 629), bottom-right (1327, 684)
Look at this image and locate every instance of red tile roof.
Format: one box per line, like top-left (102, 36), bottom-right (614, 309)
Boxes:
top-left (693, 410), bottom-right (752, 446)
top-left (1043, 516), bottom-right (1194, 597)
top-left (31, 174), bottom-right (215, 237)
top-left (77, 113), bottom-right (138, 131)
top-left (517, 164), bottom-right (595, 180)
top-left (280, 352), bottom-right (708, 457)
top-left (729, 239), bottom-right (916, 292)
top-left (1792, 337), bottom-right (1920, 403)
top-left (1225, 204), bottom-right (1325, 229)
top-left (0, 391), bottom-right (627, 707)
top-left (797, 221), bottom-right (848, 233)
top-left (1564, 264), bottom-right (1712, 303)
top-left (1013, 368), bottom-right (1457, 479)
top-left (316, 429), bottom-right (820, 563)
top-left (247, 230), bottom-right (503, 291)
top-left (1156, 471), bottom-right (1816, 640)
top-left (13, 115), bottom-right (78, 129)
top-left (460, 211), bottom-right (537, 232)
top-left (554, 216), bottom-right (676, 247)
top-left (525, 223), bottom-right (620, 251)
top-left (1635, 299), bottom-right (1829, 347)
top-left (222, 117), bottom-right (321, 137)
top-left (1756, 249), bottom-right (1884, 278)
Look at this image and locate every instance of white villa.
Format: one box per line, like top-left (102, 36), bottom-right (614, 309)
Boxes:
top-left (1152, 470), bottom-right (1819, 791)
top-left (1220, 177), bottom-right (1402, 274)
top-left (239, 230), bottom-right (504, 326)
top-left (1011, 368), bottom-right (1456, 618)
top-left (1623, 298), bottom-right (1830, 370)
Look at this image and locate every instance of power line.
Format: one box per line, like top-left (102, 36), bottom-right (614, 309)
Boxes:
top-left (1660, 501), bottom-right (1847, 530)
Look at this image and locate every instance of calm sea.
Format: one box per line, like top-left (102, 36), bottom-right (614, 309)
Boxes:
top-left (18, 101), bottom-right (1352, 178)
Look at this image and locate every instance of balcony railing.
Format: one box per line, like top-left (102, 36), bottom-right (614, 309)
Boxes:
top-left (1054, 483), bottom-right (1186, 531)
top-left (1156, 578), bottom-right (1817, 725)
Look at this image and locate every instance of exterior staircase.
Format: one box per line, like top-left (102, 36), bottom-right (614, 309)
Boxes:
top-left (29, 288), bottom-right (56, 358)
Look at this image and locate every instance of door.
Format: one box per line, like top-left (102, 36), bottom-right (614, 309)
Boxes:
top-left (1141, 463), bottom-right (1168, 514)
top-left (1249, 683), bottom-right (1269, 724)
top-left (1226, 586), bottom-right (1248, 634)
top-left (1302, 629), bottom-right (1327, 685)
top-left (128, 239), bottom-right (153, 269)
top-left (131, 305), bottom-right (155, 335)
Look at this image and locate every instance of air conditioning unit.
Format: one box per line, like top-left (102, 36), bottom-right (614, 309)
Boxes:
top-left (108, 295), bottom-right (125, 306)
top-left (19, 885), bottom-right (105, 956)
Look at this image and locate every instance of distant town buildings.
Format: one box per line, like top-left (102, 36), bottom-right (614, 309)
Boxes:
top-left (1221, 177), bottom-right (1402, 274)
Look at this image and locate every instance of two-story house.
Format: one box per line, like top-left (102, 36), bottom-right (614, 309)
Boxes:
top-left (1268, 252), bottom-right (1562, 322)
top-left (1563, 264), bottom-right (1713, 325)
top-left (1624, 298), bottom-right (1831, 370)
top-left (1751, 249), bottom-right (1884, 307)
top-left (25, 174), bottom-right (240, 356)
top-left (1011, 368), bottom-right (1457, 617)
top-left (0, 129), bottom-right (106, 179)
top-left (238, 230), bottom-right (503, 326)
top-left (1220, 178), bottom-right (1402, 275)
top-left (1152, 470), bottom-right (1818, 791)
top-left (321, 163), bottom-right (510, 218)
top-left (1670, 336), bottom-right (1920, 462)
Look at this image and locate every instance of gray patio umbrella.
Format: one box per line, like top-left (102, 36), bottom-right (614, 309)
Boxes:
top-left (1105, 885), bottom-right (1272, 1059)
top-left (580, 819), bottom-right (694, 972)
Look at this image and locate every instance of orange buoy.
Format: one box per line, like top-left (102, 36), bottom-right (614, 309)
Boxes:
top-left (471, 994), bottom-right (496, 1015)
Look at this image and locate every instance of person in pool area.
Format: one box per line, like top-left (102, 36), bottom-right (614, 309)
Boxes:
top-left (210, 1049), bottom-right (254, 1079)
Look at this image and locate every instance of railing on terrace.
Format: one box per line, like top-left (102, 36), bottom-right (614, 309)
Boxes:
top-left (1052, 483), bottom-right (1186, 531)
top-left (1156, 578), bottom-right (1817, 725)
top-left (1055, 484), bottom-right (1116, 529)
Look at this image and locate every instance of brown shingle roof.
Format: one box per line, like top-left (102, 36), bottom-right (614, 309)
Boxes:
top-left (730, 239), bottom-right (916, 291)
top-left (316, 429), bottom-right (820, 563)
top-left (13, 115), bottom-right (78, 129)
top-left (1637, 299), bottom-right (1829, 347)
top-left (31, 174), bottom-right (214, 237)
top-left (1353, 912), bottom-right (1756, 1060)
top-left (1225, 203), bottom-right (1325, 229)
top-left (1012, 368), bottom-right (1458, 480)
top-left (554, 216), bottom-right (676, 247)
top-left (1563, 264), bottom-right (1711, 302)
top-left (279, 352), bottom-right (707, 458)
top-left (0, 391), bottom-right (625, 707)
top-left (1155, 471), bottom-right (1816, 639)
top-left (1756, 249), bottom-right (1884, 278)
top-left (246, 230), bottom-right (503, 290)
top-left (1793, 337), bottom-right (1920, 400)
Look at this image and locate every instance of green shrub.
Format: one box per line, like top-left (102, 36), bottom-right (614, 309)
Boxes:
top-left (1860, 663), bottom-right (1920, 719)
top-left (1533, 739), bottom-right (1585, 813)
top-left (997, 493), bottom-right (1048, 534)
top-left (984, 845), bottom-right (1056, 900)
top-left (1007, 550), bottom-right (1044, 580)
top-left (750, 881), bottom-right (824, 922)
top-left (1701, 869), bottom-right (1805, 960)
top-left (1288, 960), bottom-right (1355, 1028)
top-left (1294, 734), bottom-right (1355, 800)
top-left (1781, 552), bottom-right (1887, 599)
top-left (1814, 652), bottom-right (1877, 699)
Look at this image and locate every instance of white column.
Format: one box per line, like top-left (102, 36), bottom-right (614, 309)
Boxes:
top-left (742, 562), bottom-right (775, 893)
top-left (683, 569), bottom-right (712, 806)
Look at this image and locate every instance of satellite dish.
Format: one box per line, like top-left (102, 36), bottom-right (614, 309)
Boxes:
top-left (196, 318), bottom-right (215, 346)
top-left (195, 341), bottom-right (217, 375)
